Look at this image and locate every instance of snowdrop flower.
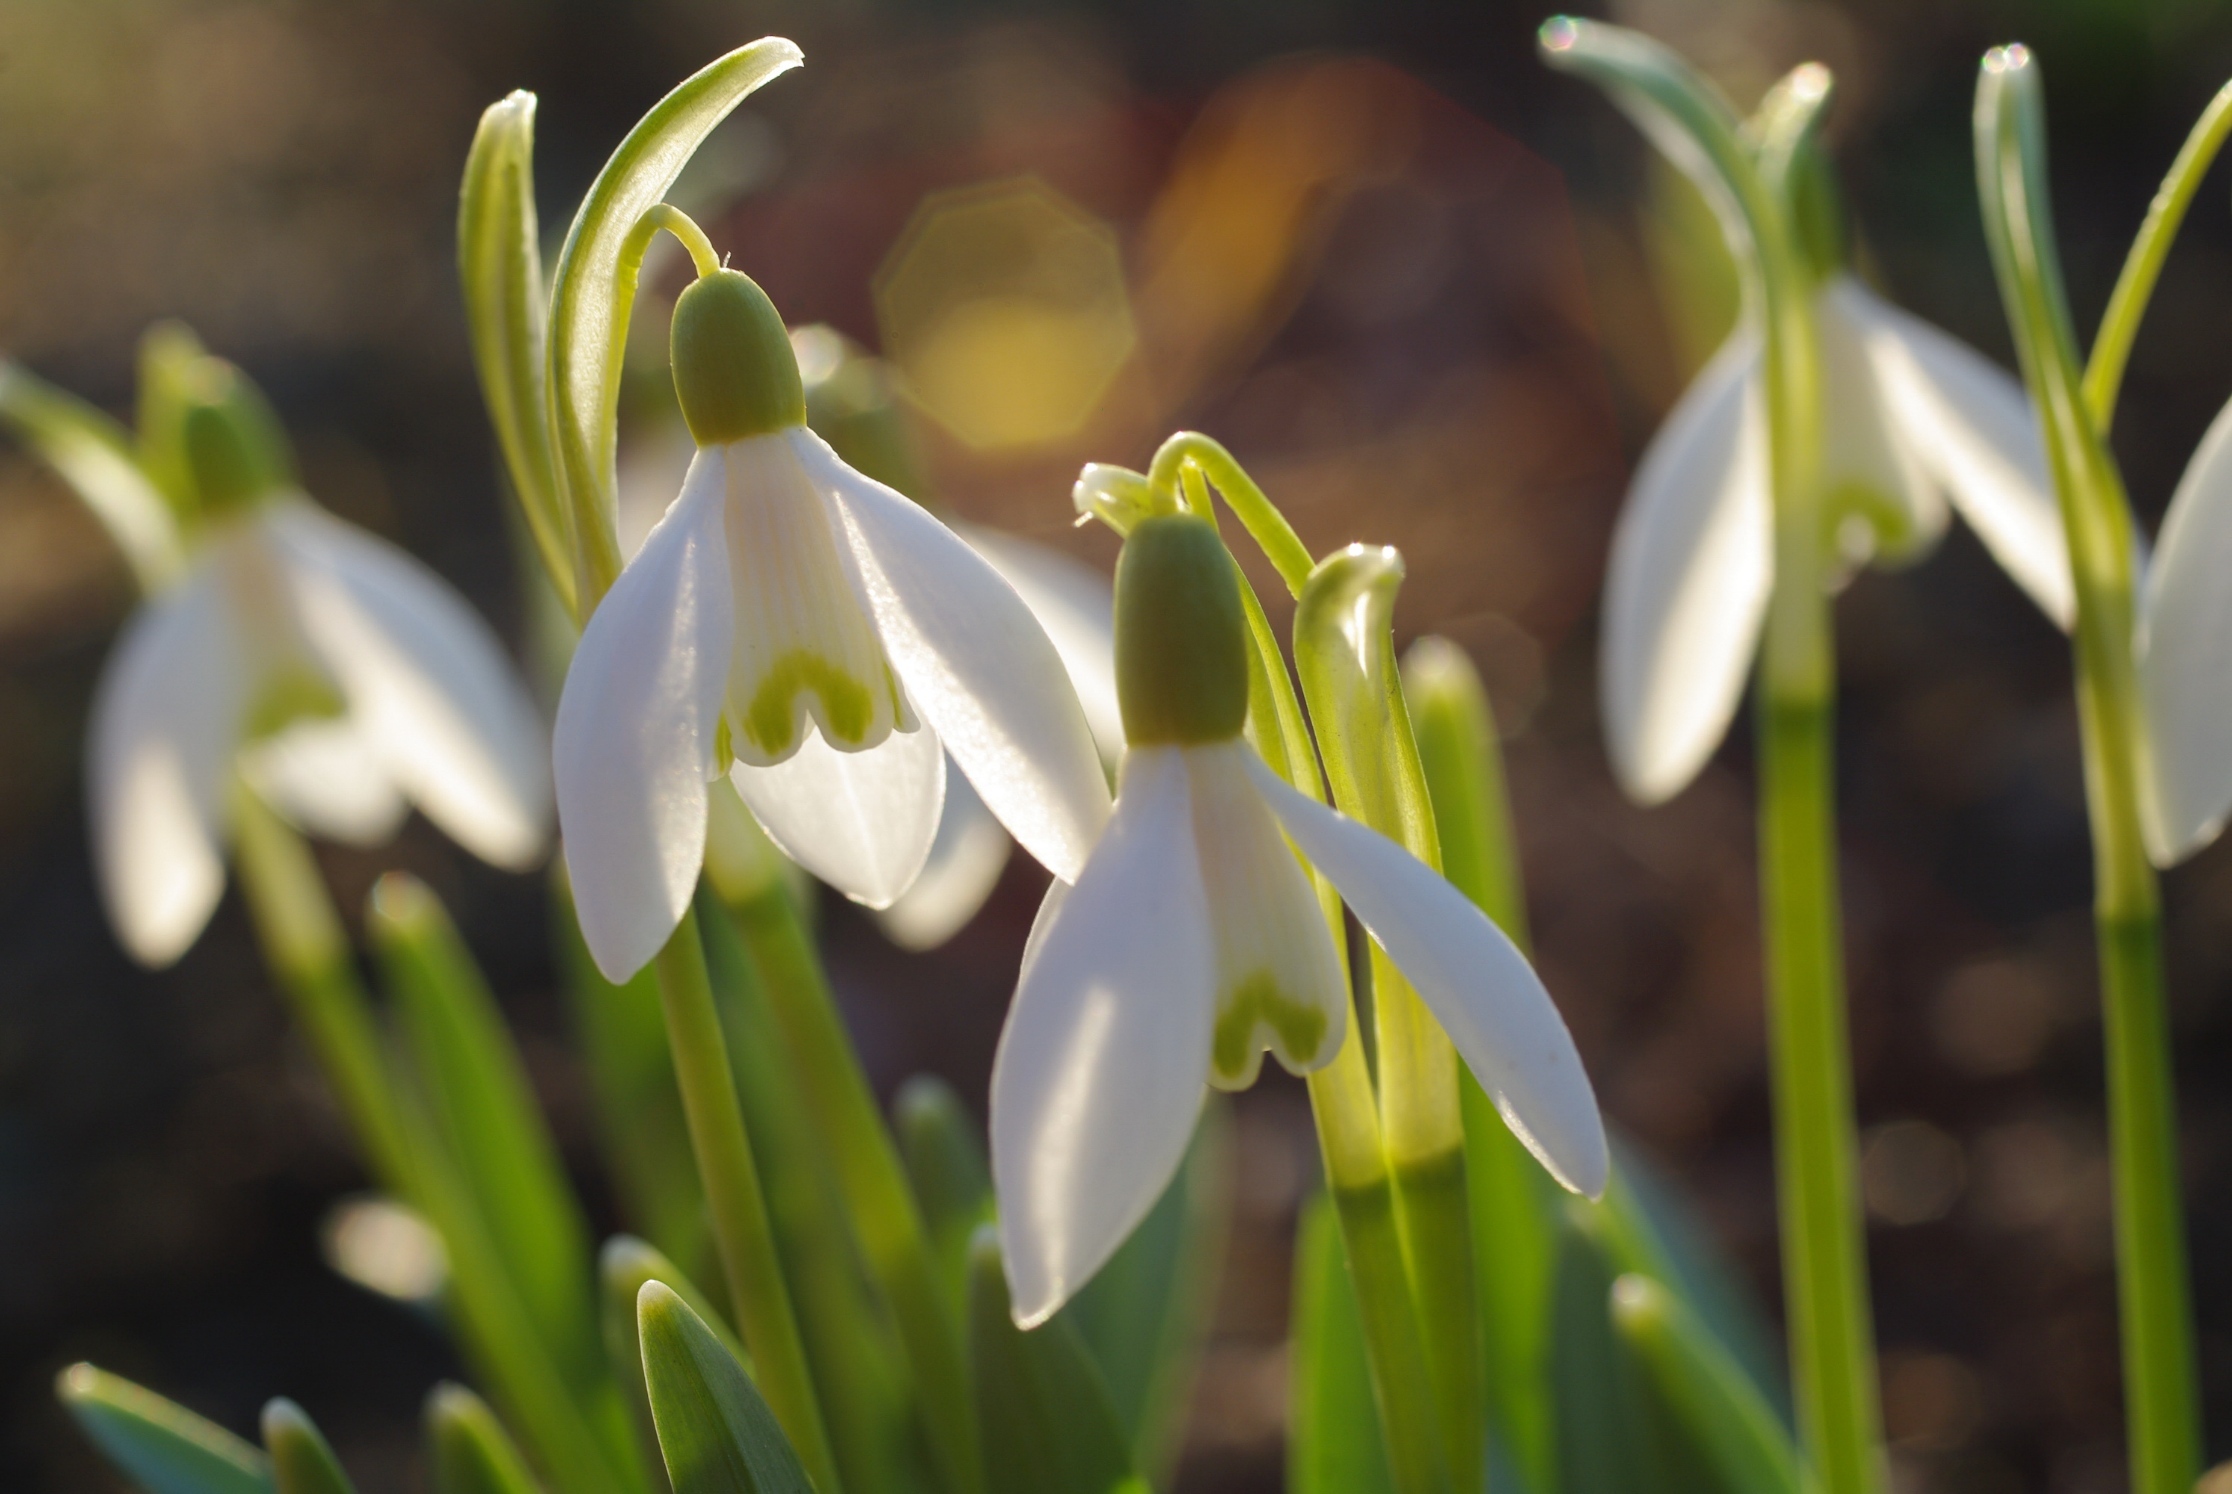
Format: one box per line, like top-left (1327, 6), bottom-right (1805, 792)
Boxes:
top-left (87, 359), bottom-right (550, 966)
top-left (1607, 273), bottom-right (2071, 804)
top-left (556, 270), bottom-right (1110, 981)
top-left (991, 513), bottom-right (1605, 1325)
top-left (782, 324), bottom-right (1122, 949)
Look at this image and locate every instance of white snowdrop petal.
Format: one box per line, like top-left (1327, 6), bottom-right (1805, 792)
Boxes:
top-left (992, 747), bottom-right (1213, 1326)
top-left (1846, 281), bottom-right (2072, 626)
top-left (2139, 392), bottom-right (2232, 864)
top-left (238, 718), bottom-right (408, 847)
top-left (720, 433), bottom-right (904, 766)
top-left (265, 502), bottom-right (550, 870)
top-left (961, 526), bottom-right (1123, 762)
top-left (802, 428), bottom-right (1112, 882)
top-left (874, 764), bottom-right (1014, 950)
top-left (1185, 742), bottom-right (1346, 1088)
top-left (554, 455), bottom-right (734, 982)
top-left (87, 556), bottom-right (246, 966)
top-left (1816, 281), bottom-right (1944, 561)
top-left (1601, 330), bottom-right (1771, 805)
top-left (1246, 753), bottom-right (1607, 1198)
top-left (729, 717), bottom-right (946, 909)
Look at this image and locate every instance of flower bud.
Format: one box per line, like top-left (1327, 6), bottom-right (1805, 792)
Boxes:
top-left (670, 269), bottom-right (806, 446)
top-left (1115, 514), bottom-right (1249, 746)
top-left (180, 361), bottom-right (293, 517)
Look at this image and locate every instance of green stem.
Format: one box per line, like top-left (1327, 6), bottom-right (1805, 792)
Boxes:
top-left (650, 908), bottom-right (841, 1493)
top-left (2083, 79), bottom-right (2232, 431)
top-left (1149, 431), bottom-right (1314, 596)
top-left (230, 788), bottom-right (646, 1494)
top-left (1976, 52), bottom-right (2198, 1494)
top-left (722, 880), bottom-right (983, 1494)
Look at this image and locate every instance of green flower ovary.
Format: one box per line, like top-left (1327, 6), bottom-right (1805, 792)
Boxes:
top-left (1211, 969), bottom-right (1329, 1089)
top-left (1114, 514), bottom-right (1249, 747)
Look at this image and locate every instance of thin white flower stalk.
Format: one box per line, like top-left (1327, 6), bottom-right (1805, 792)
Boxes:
top-left (1605, 167), bottom-right (2070, 805)
top-left (555, 262), bottom-right (1111, 983)
top-left (7, 347), bottom-right (550, 968)
top-left (990, 511), bottom-right (1606, 1329)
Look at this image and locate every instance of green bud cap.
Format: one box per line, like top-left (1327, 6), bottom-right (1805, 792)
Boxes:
top-left (1115, 514), bottom-right (1249, 746)
top-left (670, 269), bottom-right (805, 446)
top-left (180, 362), bottom-right (293, 516)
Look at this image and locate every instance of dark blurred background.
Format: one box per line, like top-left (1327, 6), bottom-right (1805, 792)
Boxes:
top-left (6, 0), bottom-right (2232, 1489)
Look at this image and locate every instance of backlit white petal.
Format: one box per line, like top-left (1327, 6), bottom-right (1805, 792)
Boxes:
top-left (730, 718), bottom-right (946, 909)
top-left (992, 747), bottom-right (1213, 1326)
top-left (1845, 281), bottom-right (2072, 626)
top-left (2139, 393), bottom-right (2232, 864)
top-left (555, 454), bottom-right (733, 982)
top-left (87, 557), bottom-right (248, 966)
top-left (239, 718), bottom-right (408, 847)
top-left (1816, 281), bottom-right (1943, 561)
top-left (1246, 753), bottom-right (1607, 1198)
top-left (1602, 330), bottom-right (1770, 805)
top-left (264, 502), bottom-right (550, 870)
top-left (962, 526), bottom-right (1122, 761)
top-left (1185, 742), bottom-right (1346, 1088)
top-left (803, 428), bottom-right (1111, 880)
top-left (720, 433), bottom-right (904, 765)
top-left (874, 765), bottom-right (1014, 949)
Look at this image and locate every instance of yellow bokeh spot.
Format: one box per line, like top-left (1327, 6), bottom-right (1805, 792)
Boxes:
top-left (875, 177), bottom-right (1135, 452)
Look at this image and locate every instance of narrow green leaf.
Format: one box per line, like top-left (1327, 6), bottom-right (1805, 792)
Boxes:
top-left (1611, 1277), bottom-right (1809, 1494)
top-left (893, 1075), bottom-right (996, 1324)
top-left (369, 873), bottom-right (601, 1392)
top-left (1067, 1100), bottom-right (1231, 1482)
top-left (699, 894), bottom-right (932, 1494)
top-left (966, 1228), bottom-right (1141, 1494)
top-left (1287, 1193), bottom-right (1396, 1494)
top-left (427, 1383), bottom-right (546, 1494)
top-left (57, 1363), bottom-right (271, 1494)
top-left (557, 880), bottom-right (712, 1286)
top-left (0, 359), bottom-right (181, 589)
top-left (545, 37), bottom-right (802, 605)
top-left (639, 1281), bottom-right (816, 1494)
top-left (459, 89), bottom-right (572, 613)
top-left (604, 1235), bottom-right (742, 1489)
top-left (261, 1400), bottom-right (355, 1494)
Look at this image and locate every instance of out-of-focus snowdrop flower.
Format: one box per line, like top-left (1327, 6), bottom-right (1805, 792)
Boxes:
top-left (990, 513), bottom-right (1605, 1325)
top-left (38, 349), bottom-right (551, 967)
top-left (555, 272), bottom-right (1110, 981)
top-left (1607, 225), bottom-right (2071, 805)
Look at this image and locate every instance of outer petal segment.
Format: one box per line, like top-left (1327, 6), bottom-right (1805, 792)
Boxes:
top-left (87, 557), bottom-right (248, 966)
top-left (1247, 753), bottom-right (1607, 1197)
top-left (239, 719), bottom-right (408, 847)
top-left (554, 455), bottom-right (733, 981)
top-left (729, 717), bottom-right (946, 909)
top-left (991, 747), bottom-right (1213, 1326)
top-left (961, 526), bottom-right (1122, 760)
top-left (1845, 281), bottom-right (2072, 627)
top-left (2140, 393), bottom-right (2232, 864)
top-left (265, 502), bottom-right (551, 869)
top-left (1600, 330), bottom-right (1770, 805)
top-left (802, 429), bottom-right (1112, 882)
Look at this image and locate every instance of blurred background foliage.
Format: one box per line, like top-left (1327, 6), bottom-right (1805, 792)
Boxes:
top-left (5, 0), bottom-right (2232, 1490)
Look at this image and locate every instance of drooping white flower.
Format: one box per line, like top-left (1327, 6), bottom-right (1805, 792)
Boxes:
top-left (90, 495), bottom-right (551, 967)
top-left (555, 270), bottom-right (1110, 980)
top-left (1606, 275), bottom-right (2068, 803)
top-left (991, 513), bottom-right (1605, 1326)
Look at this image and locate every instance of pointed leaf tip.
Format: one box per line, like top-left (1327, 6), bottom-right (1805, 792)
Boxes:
top-left (261, 1399), bottom-right (355, 1494)
top-left (638, 1281), bottom-right (814, 1494)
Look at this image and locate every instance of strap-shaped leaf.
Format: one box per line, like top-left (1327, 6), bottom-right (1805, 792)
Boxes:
top-left (1611, 1276), bottom-right (1809, 1494)
top-left (1287, 1194), bottom-right (1396, 1494)
top-left (261, 1400), bottom-right (355, 1494)
top-left (893, 1074), bottom-right (996, 1322)
top-left (460, 90), bottom-right (572, 614)
top-left (966, 1227), bottom-right (1142, 1494)
top-left (370, 873), bottom-right (602, 1393)
top-left (639, 1281), bottom-right (815, 1494)
top-left (603, 1235), bottom-right (743, 1482)
top-left (426, 1383), bottom-right (546, 1494)
top-left (545, 37), bottom-right (802, 607)
top-left (0, 360), bottom-right (181, 590)
top-left (58, 1363), bottom-right (272, 1494)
